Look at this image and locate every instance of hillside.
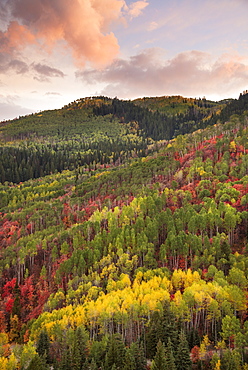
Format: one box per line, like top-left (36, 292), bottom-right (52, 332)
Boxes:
top-left (0, 94), bottom-right (247, 369)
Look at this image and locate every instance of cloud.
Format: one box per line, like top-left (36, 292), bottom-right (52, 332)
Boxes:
top-left (128, 1), bottom-right (149, 18)
top-left (148, 21), bottom-right (158, 31)
top-left (8, 59), bottom-right (29, 74)
top-left (76, 49), bottom-right (248, 99)
top-left (0, 21), bottom-right (36, 53)
top-left (0, 0), bottom-right (148, 68)
top-left (0, 53), bottom-right (29, 74)
top-left (45, 92), bottom-right (62, 96)
top-left (0, 95), bottom-right (32, 121)
top-left (32, 63), bottom-right (65, 81)
top-left (0, 54), bottom-right (65, 81)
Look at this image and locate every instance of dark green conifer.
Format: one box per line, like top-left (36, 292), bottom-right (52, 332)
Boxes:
top-left (26, 354), bottom-right (48, 370)
top-left (151, 340), bottom-right (167, 370)
top-left (59, 346), bottom-right (71, 370)
top-left (176, 330), bottom-right (192, 370)
top-left (124, 348), bottom-right (136, 370)
top-left (37, 329), bottom-right (51, 364)
top-left (12, 279), bottom-right (21, 318)
top-left (104, 334), bottom-right (126, 370)
top-left (165, 338), bottom-right (176, 370)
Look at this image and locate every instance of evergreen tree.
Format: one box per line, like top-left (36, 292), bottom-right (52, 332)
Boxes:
top-left (151, 340), bottom-right (167, 370)
top-left (71, 337), bottom-right (81, 370)
top-left (124, 348), bottom-right (136, 370)
top-left (146, 302), bottom-right (179, 359)
top-left (12, 279), bottom-right (21, 318)
top-left (165, 338), bottom-right (176, 370)
top-left (74, 326), bottom-right (88, 368)
top-left (134, 342), bottom-right (147, 370)
top-left (59, 346), bottom-right (71, 370)
top-left (89, 340), bottom-right (107, 369)
top-left (176, 331), bottom-right (192, 370)
top-left (37, 329), bottom-right (51, 364)
top-left (26, 354), bottom-right (48, 370)
top-left (104, 334), bottom-right (126, 370)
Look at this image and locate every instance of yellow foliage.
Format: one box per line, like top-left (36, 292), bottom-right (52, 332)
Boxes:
top-left (0, 357), bottom-right (8, 370)
top-left (171, 269), bottom-right (186, 290)
top-left (199, 334), bottom-right (211, 359)
top-left (214, 360), bottom-right (221, 370)
top-left (0, 333), bottom-right (8, 346)
top-left (229, 140), bottom-right (236, 151)
top-left (174, 290), bottom-right (183, 305)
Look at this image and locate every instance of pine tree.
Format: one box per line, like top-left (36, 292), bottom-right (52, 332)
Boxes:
top-left (176, 331), bottom-right (192, 370)
top-left (37, 329), bottom-right (51, 364)
top-left (124, 348), bottom-right (136, 370)
top-left (26, 354), bottom-right (48, 370)
top-left (59, 346), bottom-right (71, 370)
top-left (134, 342), bottom-right (147, 370)
top-left (71, 337), bottom-right (81, 370)
top-left (151, 340), bottom-right (167, 370)
top-left (165, 338), bottom-right (176, 370)
top-left (12, 279), bottom-right (21, 318)
top-left (104, 334), bottom-right (126, 370)
top-left (73, 326), bottom-right (88, 368)
top-left (146, 302), bottom-right (179, 359)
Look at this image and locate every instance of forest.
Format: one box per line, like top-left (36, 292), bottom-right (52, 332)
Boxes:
top-left (0, 93), bottom-right (247, 369)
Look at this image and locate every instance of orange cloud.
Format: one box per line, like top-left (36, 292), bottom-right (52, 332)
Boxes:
top-left (0, 21), bottom-right (36, 52)
top-left (1, 0), bottom-right (139, 67)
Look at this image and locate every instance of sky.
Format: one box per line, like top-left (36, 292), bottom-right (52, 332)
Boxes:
top-left (0, 0), bottom-right (248, 121)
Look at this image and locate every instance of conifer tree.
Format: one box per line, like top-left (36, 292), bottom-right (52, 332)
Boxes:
top-left (176, 330), bottom-right (192, 370)
top-left (37, 329), bottom-right (51, 364)
top-left (104, 334), bottom-right (126, 370)
top-left (26, 354), bottom-right (49, 370)
top-left (59, 346), bottom-right (71, 370)
top-left (151, 340), bottom-right (167, 370)
top-left (12, 279), bottom-right (21, 318)
top-left (165, 338), bottom-right (176, 370)
top-left (124, 348), bottom-right (136, 370)
top-left (71, 337), bottom-right (81, 370)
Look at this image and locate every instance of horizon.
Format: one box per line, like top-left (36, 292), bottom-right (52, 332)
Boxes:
top-left (1, 0), bottom-right (248, 121)
top-left (0, 92), bottom-right (239, 123)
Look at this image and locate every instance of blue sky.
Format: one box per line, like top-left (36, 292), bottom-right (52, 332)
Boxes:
top-left (0, 0), bottom-right (248, 120)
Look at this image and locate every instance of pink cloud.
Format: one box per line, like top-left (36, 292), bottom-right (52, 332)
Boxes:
top-left (0, 0), bottom-right (132, 67)
top-left (0, 21), bottom-right (36, 52)
top-left (76, 49), bottom-right (248, 99)
top-left (128, 1), bottom-right (149, 18)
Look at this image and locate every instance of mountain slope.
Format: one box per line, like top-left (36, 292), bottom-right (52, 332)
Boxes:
top-left (0, 94), bottom-right (247, 369)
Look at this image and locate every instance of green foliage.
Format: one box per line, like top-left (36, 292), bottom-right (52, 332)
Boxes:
top-left (151, 340), bottom-right (167, 370)
top-left (176, 331), bottom-right (191, 370)
top-left (36, 330), bottom-right (51, 364)
top-left (26, 354), bottom-right (49, 370)
top-left (0, 93), bottom-right (248, 369)
top-left (104, 334), bottom-right (126, 370)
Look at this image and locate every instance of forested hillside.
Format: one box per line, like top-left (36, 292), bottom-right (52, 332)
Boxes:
top-left (0, 93), bottom-right (247, 369)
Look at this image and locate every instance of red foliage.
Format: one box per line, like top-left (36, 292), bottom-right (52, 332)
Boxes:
top-left (5, 298), bottom-right (14, 313)
top-left (191, 345), bottom-right (200, 363)
top-left (21, 276), bottom-right (35, 308)
top-left (26, 291), bottom-right (50, 321)
top-left (2, 278), bottom-right (17, 298)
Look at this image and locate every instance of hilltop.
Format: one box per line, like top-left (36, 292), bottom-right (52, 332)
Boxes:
top-left (0, 93), bottom-right (247, 369)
